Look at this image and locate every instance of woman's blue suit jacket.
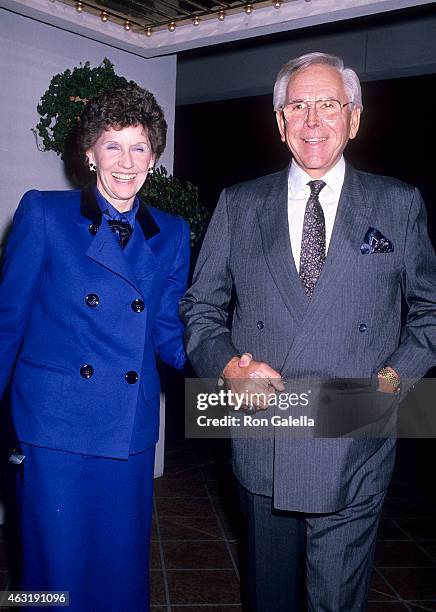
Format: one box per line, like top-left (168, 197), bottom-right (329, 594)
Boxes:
top-left (0, 187), bottom-right (190, 458)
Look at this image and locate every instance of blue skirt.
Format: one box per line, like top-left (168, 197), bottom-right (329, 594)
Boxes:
top-left (16, 443), bottom-right (155, 611)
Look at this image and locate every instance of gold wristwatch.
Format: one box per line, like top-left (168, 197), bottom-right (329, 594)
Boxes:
top-left (378, 367), bottom-right (401, 392)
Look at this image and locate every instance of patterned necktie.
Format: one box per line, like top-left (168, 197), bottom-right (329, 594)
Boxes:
top-left (107, 219), bottom-right (133, 249)
top-left (299, 180), bottom-right (326, 298)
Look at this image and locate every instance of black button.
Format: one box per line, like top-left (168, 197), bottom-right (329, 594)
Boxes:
top-left (89, 223), bottom-right (99, 236)
top-left (359, 323), bottom-right (367, 333)
top-left (257, 321), bottom-right (264, 330)
top-left (125, 371), bottom-right (139, 384)
top-left (131, 299), bottom-right (145, 313)
top-left (85, 294), bottom-right (99, 307)
top-left (80, 364), bottom-right (94, 379)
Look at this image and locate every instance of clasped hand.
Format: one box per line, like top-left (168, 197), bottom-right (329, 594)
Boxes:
top-left (222, 353), bottom-right (284, 410)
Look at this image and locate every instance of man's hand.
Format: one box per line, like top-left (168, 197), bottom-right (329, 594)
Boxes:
top-left (222, 353), bottom-right (284, 410)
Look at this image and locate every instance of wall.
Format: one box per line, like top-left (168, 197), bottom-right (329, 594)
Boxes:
top-left (176, 7), bottom-right (436, 105)
top-left (0, 8), bottom-right (177, 242)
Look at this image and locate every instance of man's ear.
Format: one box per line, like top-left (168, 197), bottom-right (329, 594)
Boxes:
top-left (275, 111), bottom-right (287, 143)
top-left (349, 106), bottom-right (361, 140)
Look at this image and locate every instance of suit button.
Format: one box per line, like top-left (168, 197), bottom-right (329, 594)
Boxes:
top-left (359, 323), bottom-right (367, 332)
top-left (80, 364), bottom-right (94, 379)
top-left (125, 371), bottom-right (139, 384)
top-left (257, 321), bottom-right (264, 330)
top-left (85, 294), bottom-right (99, 307)
top-left (131, 299), bottom-right (145, 313)
top-left (89, 223), bottom-right (99, 236)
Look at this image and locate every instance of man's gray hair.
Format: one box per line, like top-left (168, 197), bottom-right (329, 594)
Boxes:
top-left (273, 52), bottom-right (363, 111)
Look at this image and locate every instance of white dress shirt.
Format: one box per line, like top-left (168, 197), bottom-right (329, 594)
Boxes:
top-left (287, 156), bottom-right (346, 272)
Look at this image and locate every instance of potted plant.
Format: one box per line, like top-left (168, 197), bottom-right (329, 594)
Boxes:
top-left (140, 167), bottom-right (207, 247)
top-left (33, 58), bottom-right (131, 157)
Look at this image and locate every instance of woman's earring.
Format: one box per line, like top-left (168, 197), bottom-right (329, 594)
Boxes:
top-left (88, 159), bottom-right (96, 172)
top-left (148, 166), bottom-right (154, 175)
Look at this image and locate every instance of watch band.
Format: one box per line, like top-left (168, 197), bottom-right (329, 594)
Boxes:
top-left (378, 367), bottom-right (401, 391)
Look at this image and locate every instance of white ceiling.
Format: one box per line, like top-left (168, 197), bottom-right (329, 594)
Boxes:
top-left (1, 0), bottom-right (435, 58)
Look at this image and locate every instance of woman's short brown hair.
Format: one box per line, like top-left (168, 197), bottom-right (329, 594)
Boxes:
top-left (77, 83), bottom-right (167, 164)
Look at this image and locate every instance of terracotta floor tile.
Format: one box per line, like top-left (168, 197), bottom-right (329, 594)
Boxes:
top-left (159, 466), bottom-right (206, 481)
top-left (366, 603), bottom-right (409, 611)
top-left (420, 542), bottom-right (436, 562)
top-left (201, 463), bottom-right (221, 482)
top-left (158, 516), bottom-right (222, 540)
top-left (214, 506), bottom-right (243, 540)
top-left (167, 569), bottom-right (240, 605)
top-left (407, 602), bottom-right (436, 611)
top-left (206, 481), bottom-right (223, 497)
top-left (377, 518), bottom-right (411, 541)
top-left (228, 542), bottom-right (240, 570)
top-left (149, 569), bottom-right (166, 606)
top-left (387, 481), bottom-right (420, 497)
top-left (382, 497), bottom-right (436, 519)
top-left (394, 519), bottom-right (436, 541)
top-left (375, 541), bottom-right (435, 567)
top-left (149, 541), bottom-right (161, 569)
top-left (154, 477), bottom-right (208, 498)
top-left (151, 517), bottom-right (159, 541)
top-left (164, 446), bottom-right (217, 473)
top-left (379, 568), bottom-right (436, 600)
top-left (163, 540), bottom-right (233, 569)
top-left (368, 571), bottom-right (398, 602)
top-left (156, 497), bottom-right (216, 519)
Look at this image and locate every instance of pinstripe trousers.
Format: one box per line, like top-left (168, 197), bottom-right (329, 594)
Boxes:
top-left (239, 483), bottom-right (386, 612)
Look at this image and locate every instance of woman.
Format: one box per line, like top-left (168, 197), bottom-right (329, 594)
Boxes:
top-left (0, 84), bottom-right (190, 610)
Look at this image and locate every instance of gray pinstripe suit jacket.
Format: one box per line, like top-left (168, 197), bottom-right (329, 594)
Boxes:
top-left (180, 164), bottom-right (436, 513)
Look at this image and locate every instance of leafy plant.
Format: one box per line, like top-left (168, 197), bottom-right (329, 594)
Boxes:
top-left (140, 167), bottom-right (208, 246)
top-left (34, 58), bottom-right (131, 157)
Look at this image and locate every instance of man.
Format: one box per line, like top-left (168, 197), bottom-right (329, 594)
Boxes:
top-left (180, 53), bottom-right (436, 611)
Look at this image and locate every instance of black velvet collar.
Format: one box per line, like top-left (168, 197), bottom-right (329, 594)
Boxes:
top-left (80, 187), bottom-right (160, 240)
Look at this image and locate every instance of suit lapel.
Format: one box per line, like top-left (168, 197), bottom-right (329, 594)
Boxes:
top-left (86, 219), bottom-right (141, 287)
top-left (124, 220), bottom-right (160, 282)
top-left (79, 188), bottom-right (161, 293)
top-left (258, 168), bottom-right (308, 325)
top-left (282, 165), bottom-right (375, 372)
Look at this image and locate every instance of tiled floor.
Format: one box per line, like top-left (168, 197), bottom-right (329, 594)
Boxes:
top-left (1, 438), bottom-right (436, 611)
top-left (150, 440), bottom-right (242, 610)
top-left (149, 439), bottom-right (436, 611)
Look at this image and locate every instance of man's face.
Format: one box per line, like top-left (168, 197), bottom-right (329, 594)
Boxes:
top-left (275, 64), bottom-right (361, 178)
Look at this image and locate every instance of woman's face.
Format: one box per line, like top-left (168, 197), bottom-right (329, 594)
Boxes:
top-left (86, 124), bottom-right (155, 212)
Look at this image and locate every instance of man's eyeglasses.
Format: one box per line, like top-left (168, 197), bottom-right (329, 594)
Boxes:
top-left (280, 98), bottom-right (353, 122)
